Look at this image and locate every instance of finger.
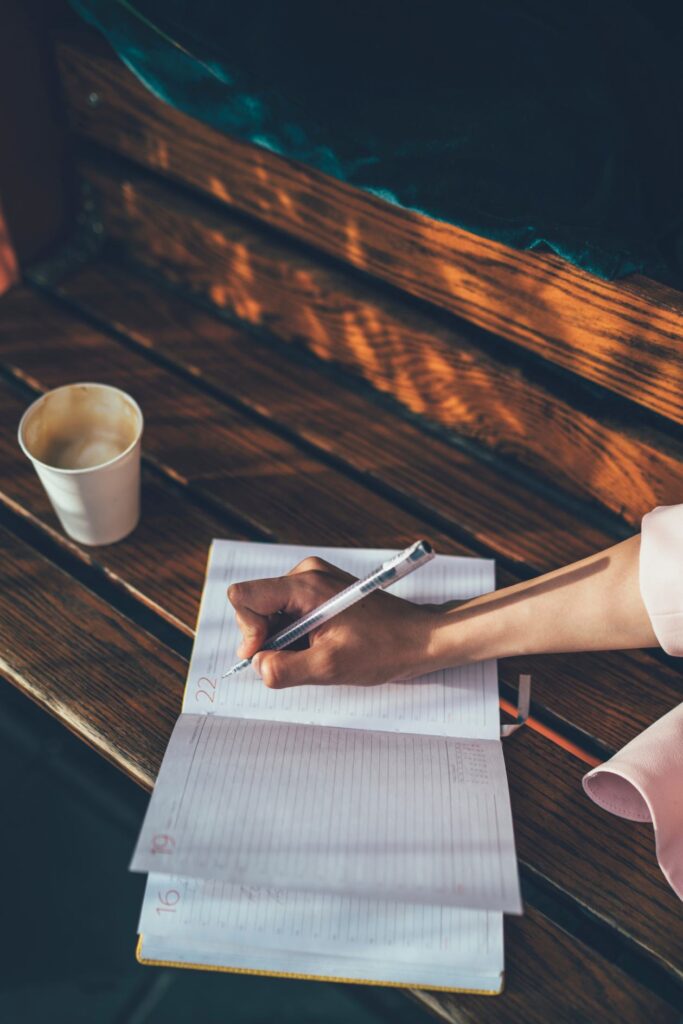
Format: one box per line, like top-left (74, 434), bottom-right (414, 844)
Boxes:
top-left (233, 606), bottom-right (270, 659)
top-left (228, 576), bottom-right (304, 618)
top-left (254, 645), bottom-right (332, 689)
top-left (287, 556), bottom-right (332, 576)
top-left (287, 556), bottom-right (352, 583)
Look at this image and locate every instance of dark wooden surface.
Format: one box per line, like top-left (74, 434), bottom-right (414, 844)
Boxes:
top-left (5, 277), bottom-right (680, 757)
top-left (1, 279), bottom-right (682, 1024)
top-left (76, 153), bottom-right (683, 531)
top-left (420, 906), bottom-right (680, 1024)
top-left (0, 525), bottom-right (679, 1024)
top-left (57, 33), bottom-right (683, 426)
top-left (0, 2), bottom-right (70, 268)
top-left (0, 25), bottom-right (680, 1023)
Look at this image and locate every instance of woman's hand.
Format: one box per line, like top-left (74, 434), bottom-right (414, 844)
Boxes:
top-left (227, 533), bottom-right (659, 690)
top-left (227, 556), bottom-right (442, 689)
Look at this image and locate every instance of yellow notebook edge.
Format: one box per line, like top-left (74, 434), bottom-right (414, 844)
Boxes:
top-left (135, 935), bottom-right (504, 995)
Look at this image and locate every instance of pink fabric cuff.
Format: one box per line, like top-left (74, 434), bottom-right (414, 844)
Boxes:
top-left (583, 504), bottom-right (683, 901)
top-left (639, 504), bottom-right (683, 656)
top-left (582, 703), bottom-right (683, 900)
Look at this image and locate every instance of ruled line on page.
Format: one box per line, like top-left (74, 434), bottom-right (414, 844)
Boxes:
top-left (140, 871), bottom-right (503, 970)
top-left (132, 715), bottom-right (521, 913)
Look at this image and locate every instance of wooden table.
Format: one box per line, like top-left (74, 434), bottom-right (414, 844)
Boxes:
top-left (0, 262), bottom-right (681, 1022)
top-left (0, 24), bottom-right (682, 1024)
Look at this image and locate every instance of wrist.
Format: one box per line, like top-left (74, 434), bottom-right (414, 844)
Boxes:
top-left (424, 593), bottom-right (518, 672)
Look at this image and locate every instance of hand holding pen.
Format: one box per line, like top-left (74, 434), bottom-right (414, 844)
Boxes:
top-left (225, 540), bottom-right (437, 689)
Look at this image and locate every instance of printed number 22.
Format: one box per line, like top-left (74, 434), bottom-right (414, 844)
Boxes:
top-left (195, 676), bottom-right (217, 704)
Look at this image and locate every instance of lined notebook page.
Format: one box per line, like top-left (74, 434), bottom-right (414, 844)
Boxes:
top-left (131, 715), bottom-right (521, 913)
top-left (140, 873), bottom-right (503, 969)
top-left (183, 541), bottom-right (498, 739)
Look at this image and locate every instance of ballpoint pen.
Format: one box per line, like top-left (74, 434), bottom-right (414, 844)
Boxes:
top-left (222, 539), bottom-right (434, 677)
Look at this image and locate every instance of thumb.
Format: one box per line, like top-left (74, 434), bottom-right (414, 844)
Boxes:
top-left (255, 645), bottom-right (332, 689)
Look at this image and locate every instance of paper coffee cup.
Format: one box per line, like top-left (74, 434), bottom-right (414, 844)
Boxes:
top-left (18, 382), bottom-right (143, 546)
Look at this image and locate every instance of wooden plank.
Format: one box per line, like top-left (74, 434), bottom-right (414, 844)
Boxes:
top-left (1, 522), bottom-right (681, 993)
top-left (1, 525), bottom-right (679, 1019)
top-left (46, 259), bottom-right (683, 754)
top-left (0, 288), bottom-right (446, 552)
top-left (3, 285), bottom-right (681, 758)
top-left (57, 33), bottom-right (683, 426)
top-left (75, 154), bottom-right (683, 530)
top-left (1, 299), bottom-right (679, 978)
top-left (0, 523), bottom-right (181, 789)
top-left (503, 729), bottom-right (683, 982)
top-left (56, 257), bottom-right (614, 575)
top-left (418, 906), bottom-right (681, 1024)
top-left (0, 380), bottom-right (239, 637)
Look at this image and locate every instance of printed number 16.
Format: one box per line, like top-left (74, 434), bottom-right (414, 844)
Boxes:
top-left (156, 889), bottom-right (180, 915)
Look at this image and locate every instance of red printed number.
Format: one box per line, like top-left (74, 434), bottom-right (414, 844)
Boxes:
top-left (195, 675), bottom-right (217, 704)
top-left (151, 833), bottom-right (175, 855)
top-left (156, 888), bottom-right (180, 915)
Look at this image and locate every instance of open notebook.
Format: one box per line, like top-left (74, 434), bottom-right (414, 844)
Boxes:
top-left (132, 541), bottom-right (522, 994)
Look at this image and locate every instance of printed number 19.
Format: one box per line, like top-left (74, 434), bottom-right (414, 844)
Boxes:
top-left (151, 833), bottom-right (175, 855)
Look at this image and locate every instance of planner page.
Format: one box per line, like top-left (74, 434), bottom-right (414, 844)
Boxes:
top-left (131, 715), bottom-right (522, 913)
top-left (183, 540), bottom-right (499, 740)
top-left (139, 872), bottom-right (503, 971)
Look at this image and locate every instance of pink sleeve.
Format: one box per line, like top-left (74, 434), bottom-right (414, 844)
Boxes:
top-left (582, 504), bottom-right (683, 902)
top-left (582, 704), bottom-right (683, 901)
top-left (639, 503), bottom-right (683, 655)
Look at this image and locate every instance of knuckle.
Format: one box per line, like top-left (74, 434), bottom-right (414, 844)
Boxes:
top-left (296, 556), bottom-right (329, 573)
top-left (261, 657), bottom-right (281, 689)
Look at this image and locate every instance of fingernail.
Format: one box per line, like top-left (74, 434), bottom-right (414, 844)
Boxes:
top-left (251, 654), bottom-right (262, 677)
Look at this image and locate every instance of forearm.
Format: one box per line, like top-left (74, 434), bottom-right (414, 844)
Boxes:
top-left (428, 535), bottom-right (659, 669)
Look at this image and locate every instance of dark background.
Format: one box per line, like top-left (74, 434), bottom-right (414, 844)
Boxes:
top-left (0, 679), bottom-right (434, 1023)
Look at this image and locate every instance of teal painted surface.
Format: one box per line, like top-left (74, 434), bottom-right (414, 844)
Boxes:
top-left (70, 0), bottom-right (683, 281)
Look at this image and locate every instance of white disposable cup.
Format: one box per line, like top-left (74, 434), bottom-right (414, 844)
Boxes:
top-left (18, 382), bottom-right (144, 546)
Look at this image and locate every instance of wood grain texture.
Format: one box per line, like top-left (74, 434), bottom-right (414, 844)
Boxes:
top-left (0, 289), bottom-right (446, 552)
top-left (0, 524), bottom-right (181, 789)
top-left (76, 155), bottom-right (683, 529)
top-left (0, 380), bottom-right (238, 636)
top-left (504, 728), bottom-right (683, 981)
top-left (2, 287), bottom-right (680, 757)
top-left (1, 525), bottom-right (680, 1017)
top-left (57, 34), bottom-right (683, 425)
top-left (58, 257), bottom-right (614, 575)
top-left (49, 260), bottom-right (683, 754)
top-left (418, 907), bottom-right (681, 1024)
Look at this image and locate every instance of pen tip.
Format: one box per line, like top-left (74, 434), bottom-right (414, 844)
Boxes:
top-left (222, 658), bottom-right (250, 678)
